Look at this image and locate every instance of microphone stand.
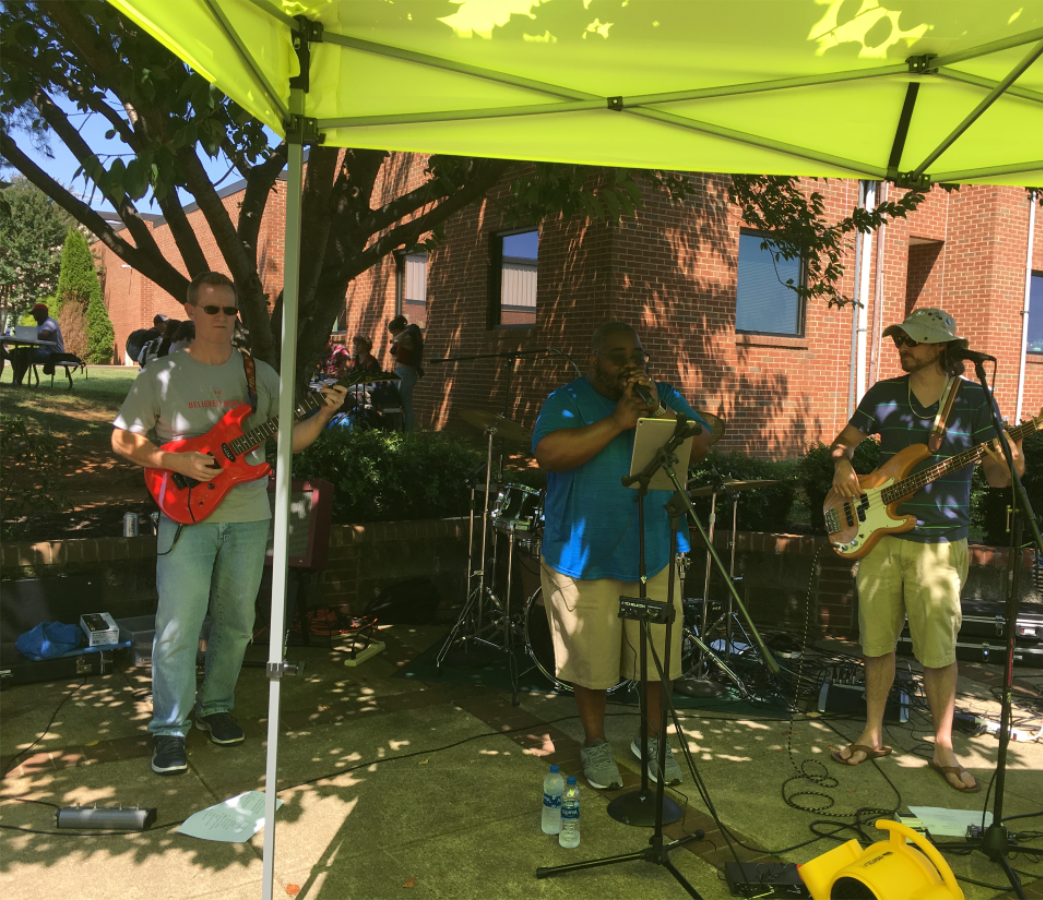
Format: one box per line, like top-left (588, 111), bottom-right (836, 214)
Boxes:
top-left (954, 359), bottom-right (1043, 900)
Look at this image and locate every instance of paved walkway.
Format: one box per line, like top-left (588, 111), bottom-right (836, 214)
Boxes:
top-left (2, 626), bottom-right (1041, 899)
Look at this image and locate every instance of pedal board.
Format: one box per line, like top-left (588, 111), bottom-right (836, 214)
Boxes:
top-left (724, 862), bottom-right (809, 898)
top-left (618, 595), bottom-right (675, 624)
top-left (816, 665), bottom-right (911, 724)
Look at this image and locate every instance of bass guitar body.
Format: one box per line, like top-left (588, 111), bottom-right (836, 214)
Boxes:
top-left (822, 443), bottom-right (931, 560)
top-left (144, 404), bottom-right (270, 525)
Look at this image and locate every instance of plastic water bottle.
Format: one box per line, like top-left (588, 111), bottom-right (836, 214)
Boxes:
top-left (542, 764), bottom-right (564, 834)
top-left (559, 776), bottom-right (580, 848)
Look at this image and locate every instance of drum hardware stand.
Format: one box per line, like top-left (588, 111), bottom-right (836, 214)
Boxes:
top-left (952, 359), bottom-right (1043, 900)
top-left (677, 465), bottom-right (758, 699)
top-left (537, 420), bottom-right (710, 896)
top-left (436, 422), bottom-right (504, 671)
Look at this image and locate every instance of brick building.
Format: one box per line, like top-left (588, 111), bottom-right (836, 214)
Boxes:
top-left (92, 159), bottom-right (1043, 458)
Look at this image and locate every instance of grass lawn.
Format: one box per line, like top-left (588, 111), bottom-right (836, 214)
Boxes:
top-left (1, 364), bottom-right (140, 445)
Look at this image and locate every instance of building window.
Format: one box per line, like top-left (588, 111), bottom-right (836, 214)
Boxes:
top-left (1029, 271), bottom-right (1043, 354)
top-left (735, 230), bottom-right (805, 336)
top-left (492, 229), bottom-right (538, 329)
top-left (396, 251), bottom-right (427, 329)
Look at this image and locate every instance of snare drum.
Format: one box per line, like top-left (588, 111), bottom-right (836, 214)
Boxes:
top-left (522, 588), bottom-right (628, 694)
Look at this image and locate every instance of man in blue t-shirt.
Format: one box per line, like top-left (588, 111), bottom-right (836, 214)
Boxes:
top-left (533, 322), bottom-right (712, 790)
top-left (828, 309), bottom-right (1023, 793)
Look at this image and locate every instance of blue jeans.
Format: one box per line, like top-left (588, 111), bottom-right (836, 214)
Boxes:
top-left (149, 515), bottom-right (269, 737)
top-left (394, 364), bottom-right (418, 431)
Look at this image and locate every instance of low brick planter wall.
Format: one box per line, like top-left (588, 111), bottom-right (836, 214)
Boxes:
top-left (0, 517), bottom-right (473, 621)
top-left (685, 531), bottom-right (1040, 641)
top-left (3, 525), bottom-right (1036, 638)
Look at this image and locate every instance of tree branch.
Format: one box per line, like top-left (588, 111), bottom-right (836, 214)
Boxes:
top-left (341, 158), bottom-right (513, 283)
top-left (238, 142), bottom-right (287, 270)
top-left (0, 131), bottom-right (189, 299)
top-left (29, 85), bottom-right (171, 264)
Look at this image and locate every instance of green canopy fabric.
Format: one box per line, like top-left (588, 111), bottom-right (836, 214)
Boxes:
top-left (110, 0), bottom-right (1043, 186)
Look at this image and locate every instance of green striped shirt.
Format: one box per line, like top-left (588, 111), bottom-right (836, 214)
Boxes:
top-left (850, 375), bottom-right (997, 543)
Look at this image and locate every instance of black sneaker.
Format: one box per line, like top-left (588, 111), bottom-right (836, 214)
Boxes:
top-left (195, 712), bottom-right (245, 745)
top-left (151, 735), bottom-right (188, 775)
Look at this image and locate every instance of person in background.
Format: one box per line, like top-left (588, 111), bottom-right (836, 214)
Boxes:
top-left (320, 335), bottom-right (350, 379)
top-left (351, 335), bottom-right (382, 376)
top-left (387, 314), bottom-right (424, 431)
top-left (126, 314), bottom-right (169, 367)
top-left (8, 303), bottom-right (65, 386)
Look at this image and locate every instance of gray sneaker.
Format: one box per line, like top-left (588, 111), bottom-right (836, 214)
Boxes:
top-left (631, 734), bottom-right (684, 785)
top-left (581, 739), bottom-right (623, 790)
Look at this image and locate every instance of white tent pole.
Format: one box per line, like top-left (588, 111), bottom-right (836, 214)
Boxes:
top-left (261, 85), bottom-right (305, 900)
top-left (1015, 190), bottom-right (1037, 424)
top-left (856, 181), bottom-right (877, 403)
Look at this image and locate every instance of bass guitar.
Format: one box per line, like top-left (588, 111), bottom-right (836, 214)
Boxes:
top-left (145, 370), bottom-right (400, 525)
top-left (824, 408), bottom-right (1041, 559)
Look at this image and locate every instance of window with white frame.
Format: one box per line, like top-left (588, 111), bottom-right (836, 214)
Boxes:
top-left (493, 229), bottom-right (537, 328)
top-left (735, 230), bottom-right (805, 337)
top-left (396, 251), bottom-right (427, 329)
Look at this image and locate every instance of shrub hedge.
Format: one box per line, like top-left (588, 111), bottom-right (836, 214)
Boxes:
top-left (276, 426), bottom-right (1036, 543)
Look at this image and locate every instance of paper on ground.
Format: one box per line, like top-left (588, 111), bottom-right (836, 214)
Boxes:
top-left (178, 790), bottom-right (283, 842)
top-left (907, 806), bottom-right (992, 837)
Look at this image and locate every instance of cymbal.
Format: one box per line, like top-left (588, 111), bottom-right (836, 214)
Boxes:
top-left (686, 478), bottom-right (781, 497)
top-left (694, 411), bottom-right (726, 447)
top-left (459, 408), bottom-right (532, 445)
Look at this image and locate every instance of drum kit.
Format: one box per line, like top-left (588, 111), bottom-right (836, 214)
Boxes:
top-left (436, 406), bottom-right (779, 702)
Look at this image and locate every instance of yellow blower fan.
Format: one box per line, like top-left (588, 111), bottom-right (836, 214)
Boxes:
top-left (799, 819), bottom-right (963, 900)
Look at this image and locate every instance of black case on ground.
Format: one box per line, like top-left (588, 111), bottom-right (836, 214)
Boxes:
top-left (0, 644), bottom-right (115, 688)
top-left (897, 601), bottom-right (1043, 667)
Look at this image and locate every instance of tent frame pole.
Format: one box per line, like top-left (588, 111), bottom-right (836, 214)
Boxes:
top-left (260, 85), bottom-right (305, 900)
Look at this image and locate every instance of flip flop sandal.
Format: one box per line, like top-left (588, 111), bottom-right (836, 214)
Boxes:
top-left (928, 760), bottom-right (982, 793)
top-left (830, 743), bottom-right (893, 766)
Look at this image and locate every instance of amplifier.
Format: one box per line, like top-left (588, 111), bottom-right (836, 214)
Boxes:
top-left (817, 666), bottom-right (911, 723)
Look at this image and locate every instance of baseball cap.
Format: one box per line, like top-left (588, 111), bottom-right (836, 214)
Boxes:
top-left (882, 308), bottom-right (967, 346)
top-left (31, 302), bottom-right (49, 315)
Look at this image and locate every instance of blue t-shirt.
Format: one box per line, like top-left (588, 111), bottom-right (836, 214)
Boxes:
top-left (532, 377), bottom-right (706, 581)
top-left (850, 375), bottom-right (998, 543)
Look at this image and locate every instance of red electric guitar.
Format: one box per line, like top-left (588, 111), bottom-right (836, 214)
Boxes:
top-left (145, 369), bottom-right (400, 525)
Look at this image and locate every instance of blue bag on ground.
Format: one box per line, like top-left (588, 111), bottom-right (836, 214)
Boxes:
top-left (15, 622), bottom-right (84, 660)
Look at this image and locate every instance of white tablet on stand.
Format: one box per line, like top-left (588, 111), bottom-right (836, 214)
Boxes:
top-left (626, 417), bottom-right (697, 492)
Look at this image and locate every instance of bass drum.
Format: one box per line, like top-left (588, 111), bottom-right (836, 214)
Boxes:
top-left (522, 588), bottom-right (629, 694)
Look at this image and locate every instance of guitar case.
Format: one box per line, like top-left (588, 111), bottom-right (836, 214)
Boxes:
top-left (897, 600), bottom-right (1043, 667)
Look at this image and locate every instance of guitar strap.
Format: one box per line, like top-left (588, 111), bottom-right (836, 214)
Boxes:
top-left (927, 376), bottom-right (962, 453)
top-left (241, 351), bottom-right (258, 412)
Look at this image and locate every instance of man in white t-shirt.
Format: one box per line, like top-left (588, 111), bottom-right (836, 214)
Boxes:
top-left (112, 272), bottom-right (346, 776)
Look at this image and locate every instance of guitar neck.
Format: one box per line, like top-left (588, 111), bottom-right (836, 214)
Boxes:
top-left (227, 392), bottom-right (326, 457)
top-left (881, 417), bottom-right (1039, 503)
top-left (225, 371), bottom-right (396, 457)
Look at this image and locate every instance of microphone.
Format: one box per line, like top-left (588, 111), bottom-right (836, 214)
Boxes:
top-left (952, 347), bottom-right (996, 364)
top-left (631, 381), bottom-right (661, 412)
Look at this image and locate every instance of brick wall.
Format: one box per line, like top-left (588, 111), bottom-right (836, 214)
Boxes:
top-left (90, 164), bottom-right (1042, 451)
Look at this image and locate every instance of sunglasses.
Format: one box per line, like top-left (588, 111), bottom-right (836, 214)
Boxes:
top-left (892, 334), bottom-right (921, 349)
top-left (199, 305), bottom-right (239, 317)
top-left (602, 350), bottom-right (650, 367)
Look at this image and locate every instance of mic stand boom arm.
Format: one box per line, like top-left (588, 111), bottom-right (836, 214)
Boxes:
top-left (621, 415), bottom-right (780, 677)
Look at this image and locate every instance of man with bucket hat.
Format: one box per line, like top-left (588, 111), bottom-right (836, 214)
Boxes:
top-left (827, 308), bottom-right (1024, 792)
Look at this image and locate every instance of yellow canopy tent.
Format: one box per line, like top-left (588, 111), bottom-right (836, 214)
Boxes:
top-left (104, 3), bottom-right (1043, 894)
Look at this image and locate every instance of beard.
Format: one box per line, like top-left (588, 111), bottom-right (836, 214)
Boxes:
top-left (899, 349), bottom-right (943, 374)
top-left (590, 361), bottom-right (630, 400)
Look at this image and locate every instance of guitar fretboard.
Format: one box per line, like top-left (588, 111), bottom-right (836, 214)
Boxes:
top-left (880, 417), bottom-right (1039, 504)
top-left (223, 370), bottom-right (397, 459)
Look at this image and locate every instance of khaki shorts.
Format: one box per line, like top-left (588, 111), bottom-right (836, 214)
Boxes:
top-left (539, 559), bottom-right (683, 690)
top-left (856, 536), bottom-right (968, 668)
